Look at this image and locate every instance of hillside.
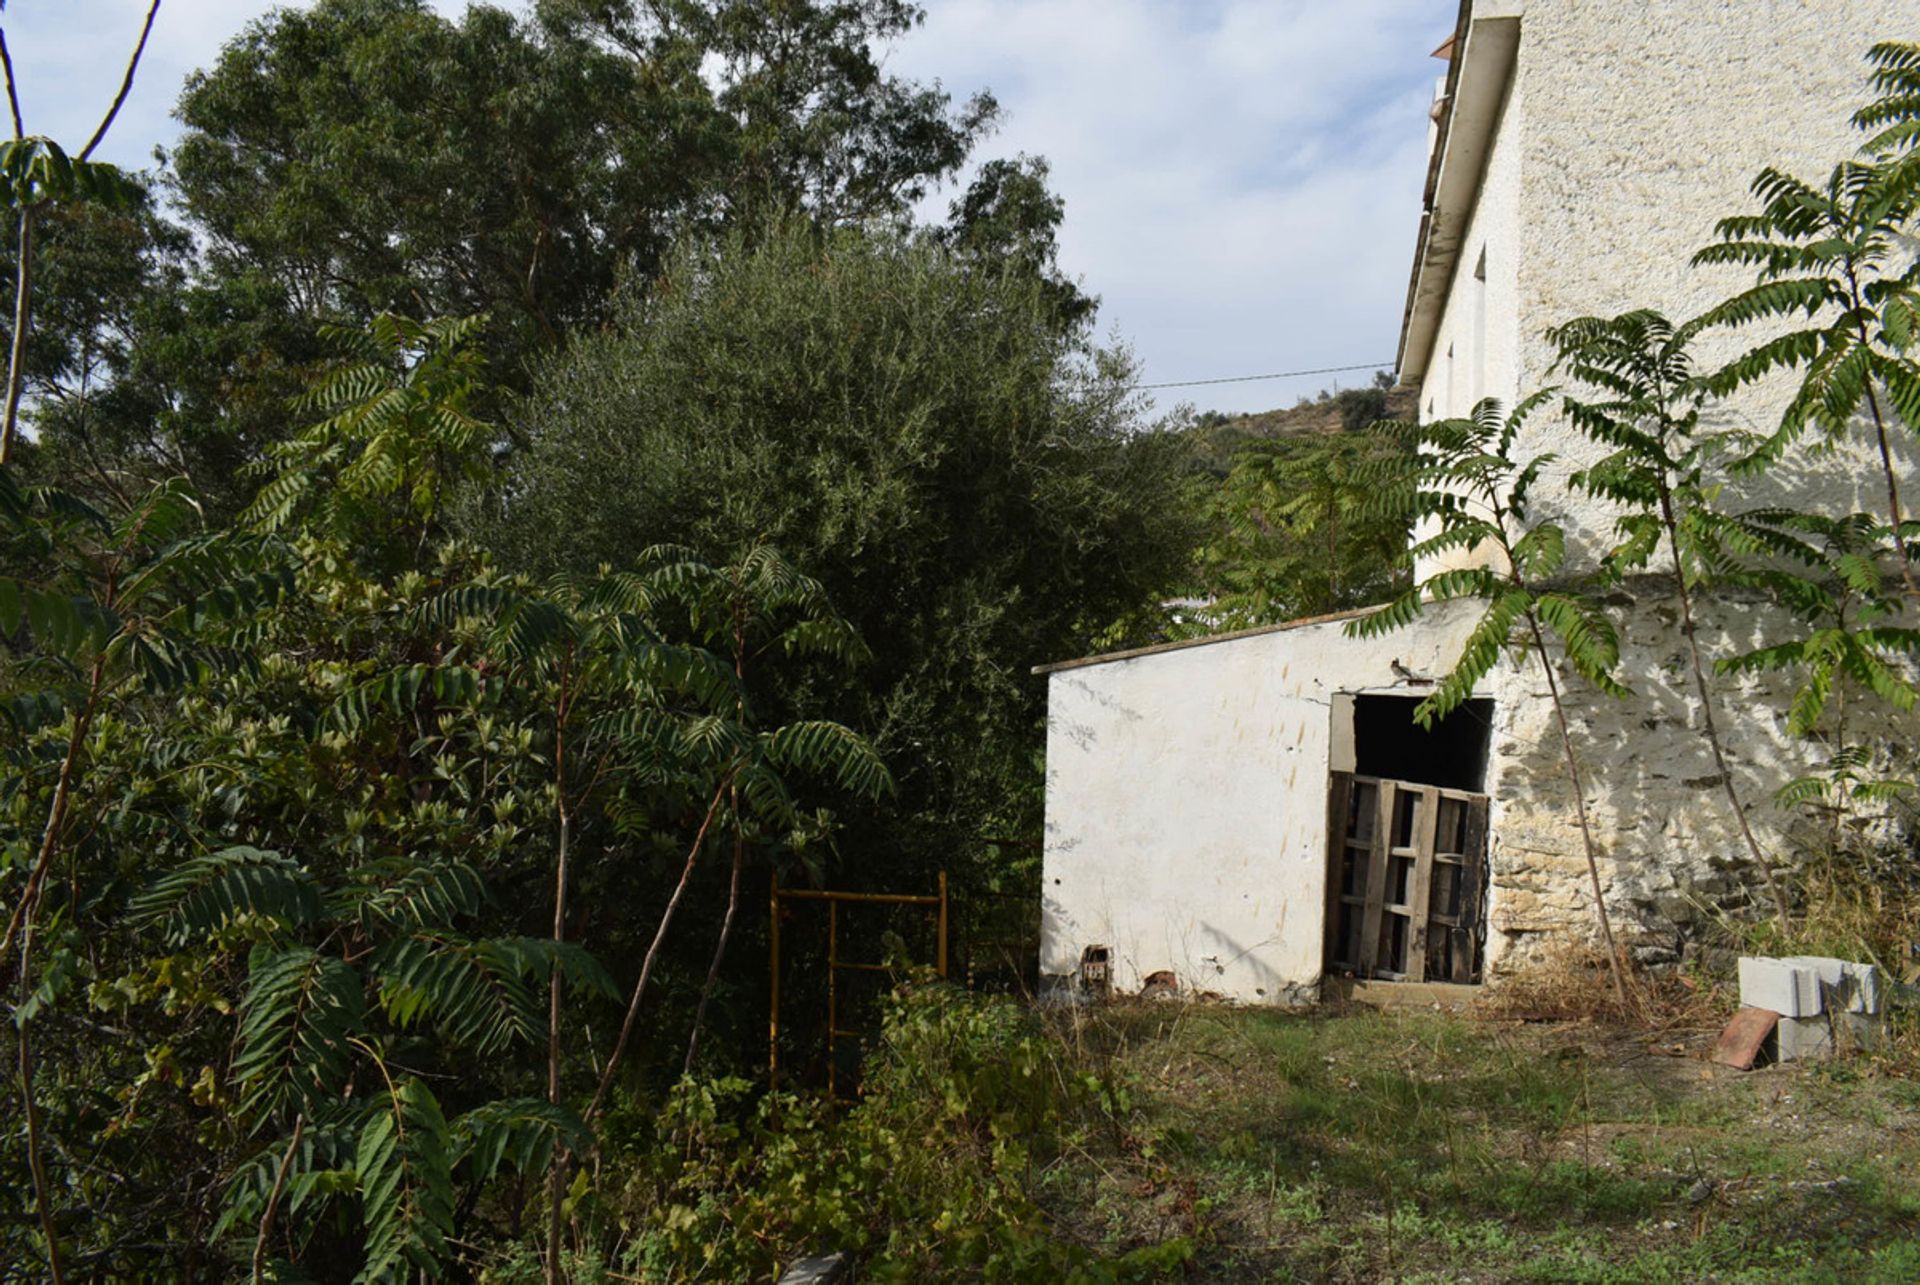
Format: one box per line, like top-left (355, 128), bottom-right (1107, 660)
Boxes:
top-left (1185, 376), bottom-right (1415, 478)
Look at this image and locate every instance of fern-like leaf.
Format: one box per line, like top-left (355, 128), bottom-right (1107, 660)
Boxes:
top-left (355, 1078), bottom-right (455, 1283)
top-left (130, 847), bottom-right (321, 945)
top-left (234, 945), bottom-right (367, 1125)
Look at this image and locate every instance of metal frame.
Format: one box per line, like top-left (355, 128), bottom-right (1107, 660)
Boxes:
top-left (769, 872), bottom-right (948, 1095)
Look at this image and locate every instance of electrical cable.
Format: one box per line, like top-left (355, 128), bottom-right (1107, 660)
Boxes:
top-left (1129, 360), bottom-right (1395, 391)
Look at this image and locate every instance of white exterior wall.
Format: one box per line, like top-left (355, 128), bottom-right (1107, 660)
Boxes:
top-left (1407, 0), bottom-right (1920, 964)
top-left (1040, 602), bottom-right (1484, 1004)
top-left (1414, 49), bottom-right (1523, 580)
top-left (1419, 57), bottom-right (1520, 428)
top-left (1419, 0), bottom-right (1918, 561)
top-left (1040, 0), bottom-right (1920, 1001)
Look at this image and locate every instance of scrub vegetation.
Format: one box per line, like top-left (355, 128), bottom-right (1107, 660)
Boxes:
top-left (0, 2), bottom-right (1917, 1279)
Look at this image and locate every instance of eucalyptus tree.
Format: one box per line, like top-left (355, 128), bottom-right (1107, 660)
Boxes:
top-left (19, 0), bottom-right (1077, 516)
top-left (0, 138), bottom-right (140, 464)
top-left (159, 0), bottom-right (999, 406)
top-left (5, 187), bottom-right (193, 505)
top-left (0, 0), bottom-right (157, 466)
top-left (1348, 396), bottom-right (1633, 1001)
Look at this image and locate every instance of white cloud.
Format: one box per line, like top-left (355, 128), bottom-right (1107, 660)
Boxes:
top-left (0, 0), bottom-right (465, 169)
top-left (887, 0), bottom-right (1451, 413)
top-left (8, 0), bottom-right (1454, 414)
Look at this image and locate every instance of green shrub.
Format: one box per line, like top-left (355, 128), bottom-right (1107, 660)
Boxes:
top-left (598, 984), bottom-right (1190, 1281)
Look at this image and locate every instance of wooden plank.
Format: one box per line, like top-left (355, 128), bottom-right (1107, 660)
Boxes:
top-left (1452, 793), bottom-right (1489, 983)
top-left (1323, 772), bottom-right (1354, 971)
top-left (1355, 780), bottom-right (1395, 977)
top-left (1327, 977), bottom-right (1479, 1011)
top-left (1405, 785), bottom-right (1441, 981)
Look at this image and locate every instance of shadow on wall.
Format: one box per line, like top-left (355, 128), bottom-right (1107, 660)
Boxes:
top-left (1186, 917), bottom-right (1318, 1005)
top-left (1693, 401), bottom-right (1920, 524)
top-left (1486, 583), bottom-right (1896, 968)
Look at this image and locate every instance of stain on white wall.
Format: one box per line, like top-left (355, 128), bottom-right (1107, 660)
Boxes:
top-left (1040, 602), bottom-right (1484, 1003)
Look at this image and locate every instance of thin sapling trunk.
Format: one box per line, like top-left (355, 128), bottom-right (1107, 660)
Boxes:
top-left (545, 659), bottom-right (572, 1285)
top-left (587, 774), bottom-right (730, 1121)
top-left (1656, 487), bottom-right (1789, 925)
top-left (1525, 612), bottom-right (1629, 1005)
top-left (683, 813), bottom-right (745, 1078)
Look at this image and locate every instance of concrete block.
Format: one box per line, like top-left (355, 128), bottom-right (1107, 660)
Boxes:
top-left (1776, 1011), bottom-right (1883, 1061)
top-left (1738, 956), bottom-right (1821, 1018)
top-left (778, 1254), bottom-right (848, 1284)
top-left (1783, 955), bottom-right (1883, 1014)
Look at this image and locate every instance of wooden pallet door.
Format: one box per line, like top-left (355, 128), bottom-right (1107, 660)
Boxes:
top-left (1424, 788), bottom-right (1489, 983)
top-left (1325, 772), bottom-right (1489, 983)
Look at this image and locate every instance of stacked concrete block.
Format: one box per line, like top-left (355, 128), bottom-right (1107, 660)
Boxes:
top-left (1736, 955), bottom-right (1885, 1061)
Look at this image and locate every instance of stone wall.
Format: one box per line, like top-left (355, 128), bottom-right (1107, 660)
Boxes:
top-left (1479, 581), bottom-right (1917, 973)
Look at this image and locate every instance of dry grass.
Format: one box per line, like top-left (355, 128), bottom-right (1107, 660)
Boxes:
top-left (1474, 940), bottom-right (1726, 1034)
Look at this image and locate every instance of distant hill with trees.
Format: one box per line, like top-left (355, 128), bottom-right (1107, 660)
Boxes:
top-left (1183, 372), bottom-right (1411, 479)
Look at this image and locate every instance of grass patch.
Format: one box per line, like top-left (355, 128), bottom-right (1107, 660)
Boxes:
top-left (1037, 1001), bottom-right (1920, 1281)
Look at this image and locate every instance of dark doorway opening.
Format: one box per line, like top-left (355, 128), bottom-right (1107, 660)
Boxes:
top-left (1352, 695), bottom-right (1492, 793)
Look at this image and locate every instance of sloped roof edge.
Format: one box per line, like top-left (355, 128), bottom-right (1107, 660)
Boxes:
top-left (1032, 604), bottom-right (1385, 676)
top-left (1394, 1), bottom-right (1523, 390)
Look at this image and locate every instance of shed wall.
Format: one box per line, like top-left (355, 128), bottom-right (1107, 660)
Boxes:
top-left (1040, 602), bottom-right (1483, 1003)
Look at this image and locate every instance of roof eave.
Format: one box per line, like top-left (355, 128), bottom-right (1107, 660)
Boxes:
top-left (1032, 604), bottom-right (1386, 677)
top-left (1393, 2), bottom-right (1523, 393)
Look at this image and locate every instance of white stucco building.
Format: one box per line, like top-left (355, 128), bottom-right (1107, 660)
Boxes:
top-left (1037, 0), bottom-right (1918, 1003)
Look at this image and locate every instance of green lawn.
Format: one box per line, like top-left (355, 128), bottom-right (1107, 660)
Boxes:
top-left (1035, 1003), bottom-right (1920, 1282)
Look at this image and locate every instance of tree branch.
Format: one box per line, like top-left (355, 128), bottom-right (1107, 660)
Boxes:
top-left (80, 0), bottom-right (162, 161)
top-left (0, 27), bottom-right (22, 137)
top-left (252, 1114), bottom-right (305, 1284)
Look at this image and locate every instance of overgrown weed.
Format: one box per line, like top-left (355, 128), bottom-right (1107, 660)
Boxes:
top-left (1474, 940), bottom-right (1725, 1034)
top-left (1031, 996), bottom-right (1919, 1281)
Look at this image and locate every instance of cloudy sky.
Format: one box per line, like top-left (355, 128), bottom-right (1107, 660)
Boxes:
top-left (9, 0), bottom-right (1450, 415)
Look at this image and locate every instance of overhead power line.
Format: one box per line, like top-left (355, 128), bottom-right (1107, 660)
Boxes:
top-left (1130, 360), bottom-right (1395, 391)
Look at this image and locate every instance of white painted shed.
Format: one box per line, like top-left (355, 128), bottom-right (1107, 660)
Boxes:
top-left (1036, 0), bottom-right (1920, 1004)
top-left (1037, 603), bottom-right (1489, 1003)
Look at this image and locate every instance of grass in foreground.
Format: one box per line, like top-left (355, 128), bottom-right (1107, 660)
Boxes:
top-left (1035, 999), bottom-right (1920, 1282)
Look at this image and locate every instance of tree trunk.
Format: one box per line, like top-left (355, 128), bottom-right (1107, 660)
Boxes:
top-left (683, 811), bottom-right (745, 1078)
top-left (544, 669), bottom-right (572, 1285)
top-left (1658, 489), bottom-right (1788, 926)
top-left (253, 1114), bottom-right (305, 1284)
top-left (1844, 268), bottom-right (1920, 600)
top-left (587, 775), bottom-right (729, 1121)
top-left (1, 653), bottom-right (105, 984)
top-left (1527, 612), bottom-right (1630, 1005)
top-left (17, 927), bottom-right (65, 1284)
top-left (1, 204), bottom-right (34, 466)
